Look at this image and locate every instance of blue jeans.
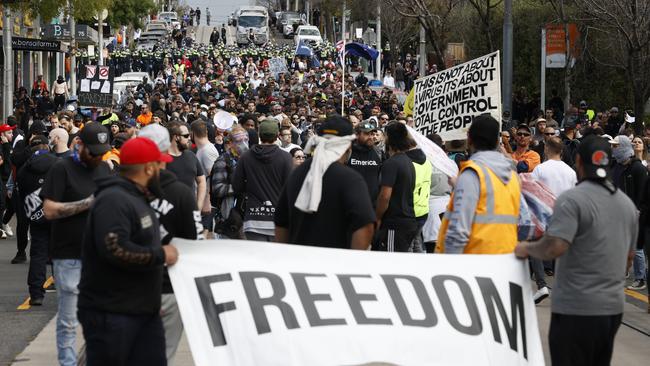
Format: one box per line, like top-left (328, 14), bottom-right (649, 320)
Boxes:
top-left (632, 249), bottom-right (646, 280)
top-left (53, 259), bottom-right (81, 366)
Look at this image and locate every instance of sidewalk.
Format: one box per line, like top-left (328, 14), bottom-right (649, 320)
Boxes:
top-left (11, 298), bottom-right (649, 366)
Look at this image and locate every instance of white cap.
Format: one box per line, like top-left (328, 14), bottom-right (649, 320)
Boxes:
top-left (139, 124), bottom-right (171, 152)
top-left (214, 110), bottom-right (238, 131)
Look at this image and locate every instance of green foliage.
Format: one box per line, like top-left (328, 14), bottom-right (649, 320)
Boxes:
top-left (106, 0), bottom-right (156, 28)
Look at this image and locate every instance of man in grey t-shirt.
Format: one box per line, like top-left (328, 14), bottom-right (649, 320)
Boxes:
top-left (191, 120), bottom-right (219, 235)
top-left (516, 135), bottom-right (637, 366)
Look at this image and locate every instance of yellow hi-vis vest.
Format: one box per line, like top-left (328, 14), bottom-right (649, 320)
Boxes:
top-left (412, 159), bottom-right (432, 218)
top-left (437, 160), bottom-right (520, 254)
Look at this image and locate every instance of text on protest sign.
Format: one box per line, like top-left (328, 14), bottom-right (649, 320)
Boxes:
top-left (78, 65), bottom-right (114, 108)
top-left (414, 51), bottom-right (501, 141)
top-left (169, 240), bottom-right (544, 366)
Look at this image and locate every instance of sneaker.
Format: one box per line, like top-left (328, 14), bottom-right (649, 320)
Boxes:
top-left (0, 229), bottom-right (6, 239)
top-left (627, 279), bottom-right (647, 290)
top-left (10, 251), bottom-right (26, 264)
top-left (2, 224), bottom-right (13, 237)
top-left (534, 286), bottom-right (550, 304)
top-left (29, 297), bottom-right (44, 306)
top-left (45, 282), bottom-right (56, 293)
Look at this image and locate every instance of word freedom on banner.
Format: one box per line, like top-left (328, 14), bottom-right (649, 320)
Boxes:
top-left (414, 52), bottom-right (502, 141)
top-left (169, 239), bottom-right (544, 366)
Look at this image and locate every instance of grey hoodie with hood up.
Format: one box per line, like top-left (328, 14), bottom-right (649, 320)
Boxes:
top-left (444, 150), bottom-right (518, 253)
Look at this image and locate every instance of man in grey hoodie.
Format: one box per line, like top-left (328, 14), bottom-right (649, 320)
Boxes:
top-left (440, 114), bottom-right (521, 254)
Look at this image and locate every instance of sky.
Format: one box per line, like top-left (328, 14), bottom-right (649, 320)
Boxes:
top-left (181, 0), bottom-right (256, 25)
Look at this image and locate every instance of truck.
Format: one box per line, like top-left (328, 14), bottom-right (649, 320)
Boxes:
top-left (233, 5), bottom-right (269, 47)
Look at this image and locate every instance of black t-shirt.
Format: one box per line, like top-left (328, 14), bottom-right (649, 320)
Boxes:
top-left (274, 160), bottom-right (376, 248)
top-left (380, 152), bottom-right (416, 226)
top-left (40, 157), bottom-right (111, 259)
top-left (166, 150), bottom-right (205, 191)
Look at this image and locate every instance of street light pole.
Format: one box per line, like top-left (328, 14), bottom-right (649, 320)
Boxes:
top-left (502, 0), bottom-right (513, 116)
top-left (419, 23), bottom-right (426, 77)
top-left (70, 3), bottom-right (77, 95)
top-left (3, 5), bottom-right (13, 122)
top-left (375, 1), bottom-right (381, 80)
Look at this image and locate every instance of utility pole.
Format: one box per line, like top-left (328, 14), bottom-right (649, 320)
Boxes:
top-left (98, 10), bottom-right (103, 66)
top-left (502, 0), bottom-right (513, 116)
top-left (419, 24), bottom-right (426, 77)
top-left (375, 1), bottom-right (381, 80)
top-left (70, 3), bottom-right (77, 95)
top-left (2, 5), bottom-right (13, 122)
top-left (540, 27), bottom-right (546, 112)
top-left (35, 15), bottom-right (43, 77)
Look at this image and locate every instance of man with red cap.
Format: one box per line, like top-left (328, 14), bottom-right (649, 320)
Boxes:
top-left (77, 137), bottom-right (179, 365)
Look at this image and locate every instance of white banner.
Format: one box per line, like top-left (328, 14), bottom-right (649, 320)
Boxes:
top-left (414, 52), bottom-right (502, 141)
top-left (169, 239), bottom-right (544, 366)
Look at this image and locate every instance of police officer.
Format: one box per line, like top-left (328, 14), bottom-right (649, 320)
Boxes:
top-left (77, 137), bottom-right (178, 365)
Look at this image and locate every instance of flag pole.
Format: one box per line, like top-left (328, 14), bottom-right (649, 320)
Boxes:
top-left (341, 1), bottom-right (346, 116)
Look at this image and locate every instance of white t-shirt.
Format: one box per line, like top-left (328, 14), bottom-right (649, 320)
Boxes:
top-left (531, 159), bottom-right (577, 197)
top-left (383, 75), bottom-right (395, 88)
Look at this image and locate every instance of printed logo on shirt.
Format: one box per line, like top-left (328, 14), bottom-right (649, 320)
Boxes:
top-left (350, 158), bottom-right (379, 166)
top-left (140, 215), bottom-right (153, 229)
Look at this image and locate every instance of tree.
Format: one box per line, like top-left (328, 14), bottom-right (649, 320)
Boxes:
top-left (107, 0), bottom-right (156, 29)
top-left (380, 0), bottom-right (419, 62)
top-left (466, 0), bottom-right (503, 52)
top-left (385, 0), bottom-right (463, 70)
top-left (574, 0), bottom-right (650, 133)
top-left (20, 0), bottom-right (112, 23)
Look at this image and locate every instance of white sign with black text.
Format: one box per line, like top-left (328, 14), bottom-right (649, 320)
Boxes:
top-left (413, 51), bottom-right (502, 141)
top-left (169, 239), bottom-right (544, 366)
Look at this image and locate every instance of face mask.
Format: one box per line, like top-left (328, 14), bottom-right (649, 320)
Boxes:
top-left (231, 141), bottom-right (249, 157)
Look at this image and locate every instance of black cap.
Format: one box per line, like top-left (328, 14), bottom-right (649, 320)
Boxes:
top-left (578, 135), bottom-right (611, 180)
top-left (79, 123), bottom-right (111, 156)
top-left (29, 134), bottom-right (49, 148)
top-left (318, 115), bottom-right (353, 137)
top-left (517, 123), bottom-right (531, 133)
top-left (564, 116), bottom-right (578, 129)
top-left (355, 120), bottom-right (377, 133)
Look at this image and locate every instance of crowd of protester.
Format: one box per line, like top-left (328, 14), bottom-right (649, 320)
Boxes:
top-left (1, 21), bottom-right (648, 365)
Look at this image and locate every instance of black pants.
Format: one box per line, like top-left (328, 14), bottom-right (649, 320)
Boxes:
top-left (28, 224), bottom-right (50, 299)
top-left (4, 194), bottom-right (29, 253)
top-left (79, 308), bottom-right (167, 366)
top-left (549, 313), bottom-right (622, 366)
top-left (54, 94), bottom-right (65, 110)
top-left (373, 222), bottom-right (418, 252)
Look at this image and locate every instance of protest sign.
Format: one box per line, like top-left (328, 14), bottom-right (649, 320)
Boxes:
top-left (413, 51), bottom-right (501, 141)
top-left (268, 57), bottom-right (289, 79)
top-left (169, 239), bottom-right (544, 366)
top-left (78, 65), bottom-right (114, 107)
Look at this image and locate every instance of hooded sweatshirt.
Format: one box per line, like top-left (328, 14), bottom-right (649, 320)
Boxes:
top-left (444, 150), bottom-right (517, 254)
top-left (78, 175), bottom-right (165, 314)
top-left (232, 144), bottom-right (293, 235)
top-left (17, 150), bottom-right (58, 225)
top-left (150, 169), bottom-right (203, 293)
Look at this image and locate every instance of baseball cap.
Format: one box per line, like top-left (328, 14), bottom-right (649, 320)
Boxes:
top-left (318, 115), bottom-right (353, 137)
top-left (578, 134), bottom-right (612, 180)
top-left (29, 135), bottom-right (49, 147)
top-left (579, 100), bottom-right (587, 108)
top-left (0, 124), bottom-right (17, 133)
top-left (259, 119), bottom-right (279, 137)
top-left (355, 120), bottom-right (377, 133)
top-left (139, 124), bottom-right (171, 152)
top-left (564, 116), bottom-right (578, 129)
top-left (120, 137), bottom-right (173, 165)
top-left (516, 123), bottom-right (531, 133)
top-left (79, 123), bottom-right (111, 156)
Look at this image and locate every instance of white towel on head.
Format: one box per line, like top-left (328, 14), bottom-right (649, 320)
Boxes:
top-left (294, 134), bottom-right (357, 213)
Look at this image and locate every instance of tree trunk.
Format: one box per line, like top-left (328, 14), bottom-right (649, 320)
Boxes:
top-left (423, 24), bottom-right (446, 71)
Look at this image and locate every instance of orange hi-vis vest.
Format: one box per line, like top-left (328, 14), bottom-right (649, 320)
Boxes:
top-left (437, 160), bottom-right (520, 254)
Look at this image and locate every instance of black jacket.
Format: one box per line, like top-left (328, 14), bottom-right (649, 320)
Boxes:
top-left (151, 170), bottom-right (202, 293)
top-left (348, 142), bottom-right (382, 204)
top-left (78, 175), bottom-right (165, 314)
top-left (16, 150), bottom-right (58, 225)
top-left (232, 144), bottom-right (292, 226)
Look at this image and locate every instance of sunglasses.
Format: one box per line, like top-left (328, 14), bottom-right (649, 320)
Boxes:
top-left (179, 134), bottom-right (190, 138)
top-left (501, 135), bottom-right (510, 138)
top-left (516, 132), bottom-right (531, 137)
top-left (544, 132), bottom-right (555, 136)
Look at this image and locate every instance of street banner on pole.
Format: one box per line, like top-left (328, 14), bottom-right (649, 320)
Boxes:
top-left (413, 51), bottom-right (501, 141)
top-left (169, 239), bottom-right (544, 366)
top-left (78, 64), bottom-right (113, 107)
top-left (545, 24), bottom-right (579, 69)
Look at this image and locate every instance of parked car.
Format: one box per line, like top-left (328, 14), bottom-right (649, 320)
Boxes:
top-left (277, 11), bottom-right (302, 33)
top-left (158, 12), bottom-right (180, 29)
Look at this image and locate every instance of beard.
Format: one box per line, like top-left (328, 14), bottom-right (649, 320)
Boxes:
top-left (146, 171), bottom-right (164, 200)
top-left (79, 147), bottom-right (102, 168)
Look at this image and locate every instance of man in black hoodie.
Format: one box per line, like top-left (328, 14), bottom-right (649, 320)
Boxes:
top-left (78, 137), bottom-right (178, 365)
top-left (233, 119), bottom-right (293, 241)
top-left (348, 121), bottom-right (382, 204)
top-left (16, 135), bottom-right (58, 305)
top-left (140, 124), bottom-right (203, 363)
